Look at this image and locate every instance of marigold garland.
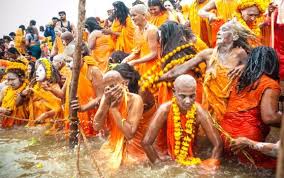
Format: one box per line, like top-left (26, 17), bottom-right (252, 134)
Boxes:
top-left (6, 62), bottom-right (27, 73)
top-left (139, 43), bottom-right (197, 93)
top-left (172, 97), bottom-right (201, 166)
top-left (38, 58), bottom-right (52, 80)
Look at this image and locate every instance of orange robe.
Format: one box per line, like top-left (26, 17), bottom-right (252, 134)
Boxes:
top-left (27, 83), bottom-right (62, 127)
top-left (111, 16), bottom-right (135, 53)
top-left (188, 0), bottom-right (212, 47)
top-left (100, 96), bottom-right (148, 169)
top-left (149, 11), bottom-right (169, 27)
top-left (14, 28), bottom-right (26, 55)
top-left (202, 49), bottom-right (233, 122)
top-left (91, 35), bottom-right (114, 73)
top-left (1, 85), bottom-right (28, 128)
top-left (54, 36), bottom-right (64, 54)
top-left (221, 75), bottom-right (280, 169)
top-left (132, 24), bottom-right (160, 75)
top-left (65, 62), bottom-right (97, 137)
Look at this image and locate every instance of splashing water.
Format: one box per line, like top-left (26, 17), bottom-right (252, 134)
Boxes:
top-left (0, 127), bottom-right (276, 178)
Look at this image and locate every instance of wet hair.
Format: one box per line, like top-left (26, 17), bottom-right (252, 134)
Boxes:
top-left (237, 46), bottom-right (279, 92)
top-left (113, 1), bottom-right (129, 26)
top-left (159, 21), bottom-right (196, 67)
top-left (132, 0), bottom-right (145, 6)
top-left (30, 20), bottom-right (36, 26)
top-left (7, 47), bottom-right (20, 55)
top-left (58, 11), bottom-right (66, 15)
top-left (113, 63), bottom-right (140, 94)
top-left (85, 17), bottom-right (103, 33)
top-left (109, 50), bottom-right (129, 63)
top-left (148, 0), bottom-right (166, 11)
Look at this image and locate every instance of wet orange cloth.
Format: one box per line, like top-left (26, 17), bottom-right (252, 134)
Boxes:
top-left (221, 75), bottom-right (280, 169)
top-left (149, 11), bottom-right (169, 27)
top-left (1, 85), bottom-right (28, 128)
top-left (188, 0), bottom-right (212, 47)
top-left (167, 105), bottom-right (196, 159)
top-left (132, 24), bottom-right (160, 75)
top-left (202, 49), bottom-right (233, 122)
top-left (111, 16), bottom-right (135, 53)
top-left (100, 95), bottom-right (148, 169)
top-left (65, 62), bottom-right (97, 137)
top-left (27, 83), bottom-right (62, 127)
top-left (91, 35), bottom-right (114, 73)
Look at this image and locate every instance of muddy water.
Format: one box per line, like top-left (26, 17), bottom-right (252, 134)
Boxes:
top-left (0, 127), bottom-right (277, 178)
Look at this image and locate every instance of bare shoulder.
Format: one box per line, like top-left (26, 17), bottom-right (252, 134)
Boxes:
top-left (147, 25), bottom-right (158, 35)
top-left (129, 93), bottom-right (143, 104)
top-left (232, 47), bottom-right (248, 61)
top-left (158, 101), bottom-right (172, 113)
top-left (198, 48), bottom-right (214, 60)
top-left (195, 102), bottom-right (208, 123)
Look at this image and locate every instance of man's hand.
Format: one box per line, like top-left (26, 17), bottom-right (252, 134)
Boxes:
top-left (230, 137), bottom-right (252, 153)
top-left (227, 64), bottom-right (245, 80)
top-left (200, 158), bottom-right (221, 171)
top-left (127, 60), bottom-right (137, 66)
top-left (110, 85), bottom-right (123, 108)
top-left (102, 29), bottom-right (112, 35)
top-left (70, 99), bottom-right (82, 112)
top-left (21, 87), bottom-right (32, 97)
top-left (268, 2), bottom-right (277, 16)
top-left (41, 81), bottom-right (52, 91)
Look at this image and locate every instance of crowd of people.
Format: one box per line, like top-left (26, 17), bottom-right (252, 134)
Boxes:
top-left (0, 0), bottom-right (283, 172)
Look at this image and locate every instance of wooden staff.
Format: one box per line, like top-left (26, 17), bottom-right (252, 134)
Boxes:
top-left (69, 0), bottom-right (86, 149)
top-left (276, 118), bottom-right (284, 178)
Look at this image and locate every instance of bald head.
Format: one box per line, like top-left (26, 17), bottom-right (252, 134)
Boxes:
top-left (61, 31), bottom-right (74, 45)
top-left (52, 54), bottom-right (66, 70)
top-left (103, 70), bottom-right (124, 87)
top-left (174, 74), bottom-right (196, 91)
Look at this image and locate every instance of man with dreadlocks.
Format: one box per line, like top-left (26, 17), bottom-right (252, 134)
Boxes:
top-left (160, 20), bottom-right (254, 122)
top-left (221, 46), bottom-right (281, 169)
top-left (102, 1), bottom-right (135, 54)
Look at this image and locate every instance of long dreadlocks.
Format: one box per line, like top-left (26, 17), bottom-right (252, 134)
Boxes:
top-left (159, 21), bottom-right (196, 67)
top-left (113, 1), bottom-right (129, 26)
top-left (113, 63), bottom-right (140, 94)
top-left (237, 46), bottom-right (279, 92)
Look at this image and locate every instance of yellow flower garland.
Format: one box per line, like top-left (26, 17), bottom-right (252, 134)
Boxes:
top-left (172, 97), bottom-right (201, 166)
top-left (139, 43), bottom-right (196, 93)
top-left (38, 58), bottom-right (52, 80)
top-left (6, 62), bottom-right (27, 73)
top-left (1, 81), bottom-right (28, 110)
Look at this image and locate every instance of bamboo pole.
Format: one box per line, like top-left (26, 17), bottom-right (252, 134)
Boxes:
top-left (276, 119), bottom-right (284, 178)
top-left (69, 0), bottom-right (86, 149)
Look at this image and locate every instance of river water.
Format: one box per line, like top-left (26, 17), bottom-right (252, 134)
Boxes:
top-left (0, 127), bottom-right (277, 178)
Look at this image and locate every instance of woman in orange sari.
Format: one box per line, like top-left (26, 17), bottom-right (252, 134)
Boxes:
top-left (86, 17), bottom-right (114, 73)
top-left (221, 46), bottom-right (281, 169)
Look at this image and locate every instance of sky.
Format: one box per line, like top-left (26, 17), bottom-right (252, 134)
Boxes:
top-left (0, 0), bottom-right (192, 37)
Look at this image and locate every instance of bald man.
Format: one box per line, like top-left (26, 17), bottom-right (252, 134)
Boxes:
top-left (93, 70), bottom-right (145, 169)
top-left (61, 31), bottom-right (75, 48)
top-left (122, 4), bottom-right (160, 75)
top-left (142, 74), bottom-right (222, 169)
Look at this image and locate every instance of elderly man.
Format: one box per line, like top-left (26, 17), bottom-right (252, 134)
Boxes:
top-left (159, 20), bottom-right (253, 122)
top-left (142, 75), bottom-right (223, 169)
